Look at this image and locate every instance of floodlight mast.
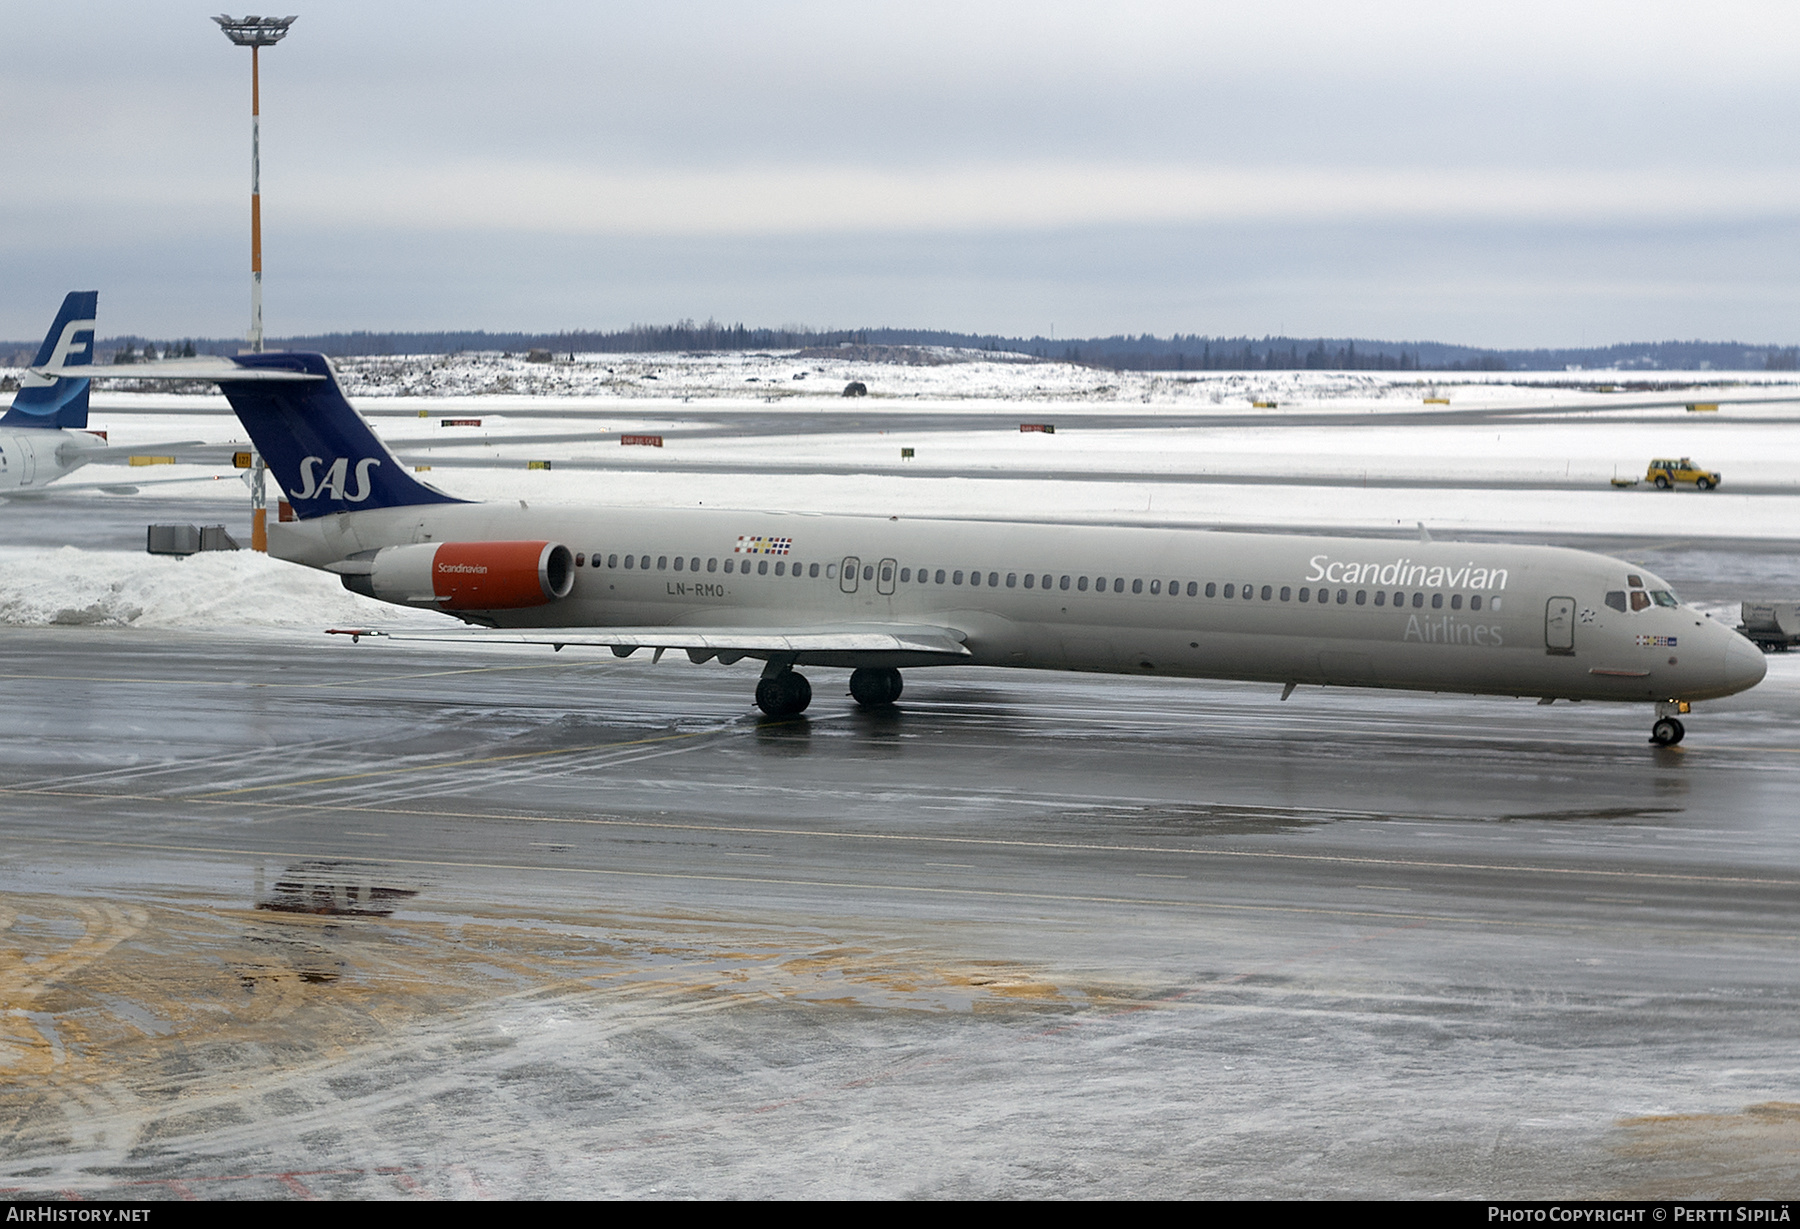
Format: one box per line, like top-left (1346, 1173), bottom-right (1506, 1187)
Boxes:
top-left (214, 14), bottom-right (295, 554)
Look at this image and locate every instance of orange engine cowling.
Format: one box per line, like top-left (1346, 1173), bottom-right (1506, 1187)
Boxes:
top-left (363, 540), bottom-right (575, 610)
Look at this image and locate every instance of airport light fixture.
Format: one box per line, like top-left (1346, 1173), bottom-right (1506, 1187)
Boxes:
top-left (214, 14), bottom-right (295, 553)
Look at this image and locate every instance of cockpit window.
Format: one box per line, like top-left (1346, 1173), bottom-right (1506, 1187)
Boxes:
top-left (1627, 574), bottom-right (1643, 588)
top-left (1630, 590), bottom-right (1651, 612)
top-left (1651, 590), bottom-right (1679, 608)
top-left (1605, 591), bottom-right (1627, 612)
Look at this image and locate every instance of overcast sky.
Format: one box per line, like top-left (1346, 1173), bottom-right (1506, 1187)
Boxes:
top-left (5, 1), bottom-right (1800, 347)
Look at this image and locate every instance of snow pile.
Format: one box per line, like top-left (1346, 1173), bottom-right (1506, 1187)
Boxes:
top-left (0, 547), bottom-right (453, 630)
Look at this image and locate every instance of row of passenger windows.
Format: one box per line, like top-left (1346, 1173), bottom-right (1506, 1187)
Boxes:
top-left (573, 552), bottom-right (1498, 609)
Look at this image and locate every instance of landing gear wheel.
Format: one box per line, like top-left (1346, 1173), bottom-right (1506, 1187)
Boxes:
top-left (848, 667), bottom-right (904, 708)
top-left (1650, 717), bottom-right (1685, 746)
top-left (755, 671), bottom-right (812, 716)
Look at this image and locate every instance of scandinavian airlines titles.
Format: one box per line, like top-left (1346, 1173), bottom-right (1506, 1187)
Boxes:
top-left (1306, 554), bottom-right (1510, 591)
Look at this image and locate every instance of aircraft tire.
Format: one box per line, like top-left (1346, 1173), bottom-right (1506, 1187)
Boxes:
top-left (1650, 717), bottom-right (1685, 746)
top-left (849, 666), bottom-right (903, 708)
top-left (756, 671), bottom-right (812, 717)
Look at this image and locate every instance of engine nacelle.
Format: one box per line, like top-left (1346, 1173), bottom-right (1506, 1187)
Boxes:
top-left (350, 540), bottom-right (575, 610)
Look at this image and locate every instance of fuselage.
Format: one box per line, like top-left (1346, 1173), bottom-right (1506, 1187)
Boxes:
top-left (0, 428), bottom-right (100, 492)
top-left (270, 503), bottom-right (1767, 705)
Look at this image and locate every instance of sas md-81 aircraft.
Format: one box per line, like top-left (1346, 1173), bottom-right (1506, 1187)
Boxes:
top-left (57, 350), bottom-right (1767, 746)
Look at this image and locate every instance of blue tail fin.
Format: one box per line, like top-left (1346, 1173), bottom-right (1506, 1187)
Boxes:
top-left (217, 352), bottom-right (468, 520)
top-left (3, 291), bottom-right (97, 429)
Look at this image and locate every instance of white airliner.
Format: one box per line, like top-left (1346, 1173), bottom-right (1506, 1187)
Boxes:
top-left (58, 351), bottom-right (1767, 745)
top-left (3, 292), bottom-right (209, 496)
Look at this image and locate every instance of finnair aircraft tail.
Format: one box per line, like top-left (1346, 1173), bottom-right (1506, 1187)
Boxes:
top-left (4, 291), bottom-right (97, 430)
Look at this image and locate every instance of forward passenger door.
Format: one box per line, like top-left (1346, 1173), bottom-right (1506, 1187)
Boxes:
top-left (1545, 596), bottom-right (1575, 654)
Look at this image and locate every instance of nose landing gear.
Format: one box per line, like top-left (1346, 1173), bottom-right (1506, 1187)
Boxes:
top-left (1650, 700), bottom-right (1690, 746)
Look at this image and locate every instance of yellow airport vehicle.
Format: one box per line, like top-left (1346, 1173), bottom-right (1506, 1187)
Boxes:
top-left (1646, 457), bottom-right (1721, 490)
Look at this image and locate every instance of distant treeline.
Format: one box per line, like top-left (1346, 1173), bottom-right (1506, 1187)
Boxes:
top-left (8, 320), bottom-right (1800, 373)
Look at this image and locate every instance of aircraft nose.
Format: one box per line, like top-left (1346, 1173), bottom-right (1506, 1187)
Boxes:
top-left (1722, 629), bottom-right (1769, 694)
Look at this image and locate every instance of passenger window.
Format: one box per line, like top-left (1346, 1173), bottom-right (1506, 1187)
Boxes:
top-left (1261, 585), bottom-right (1272, 600)
top-left (810, 563), bottom-right (820, 578)
top-left (707, 558), bottom-right (717, 572)
top-left (1431, 593), bottom-right (1443, 609)
top-left (607, 554), bottom-right (618, 568)
top-left (640, 556), bottom-right (650, 570)
top-left (1299, 587), bottom-right (1309, 602)
top-left (1355, 590), bottom-right (1366, 605)
top-left (1450, 594), bottom-right (1462, 609)
top-left (575, 553), bottom-right (586, 567)
top-left (938, 569), bottom-right (948, 584)
top-left (1078, 576), bottom-right (1089, 591)
top-left (1222, 584), bottom-right (1233, 598)
top-left (954, 570), bottom-right (965, 585)
top-left (624, 555), bottom-right (635, 569)
top-left (1630, 590), bottom-right (1651, 611)
top-left (1206, 583), bottom-right (1217, 598)
top-left (1114, 578), bottom-right (1125, 593)
top-left (657, 556), bottom-right (667, 570)
top-left (1373, 591), bottom-right (1384, 606)
top-left (673, 557), bottom-right (684, 571)
top-left (1060, 575), bottom-right (1070, 590)
top-left (901, 567), bottom-right (911, 582)
top-left (1337, 589), bottom-right (1348, 604)
top-left (1280, 587), bottom-right (1291, 601)
top-left (691, 557), bottom-right (700, 572)
top-left (1470, 595), bottom-right (1482, 611)
top-left (1024, 574), bottom-right (1035, 588)
top-left (970, 571), bottom-right (982, 586)
top-left (1150, 580), bottom-right (1161, 595)
top-left (774, 561), bottom-right (786, 576)
top-left (864, 565), bottom-right (874, 581)
top-left (1241, 585), bottom-right (1252, 600)
top-left (1411, 592), bottom-right (1423, 608)
top-left (1044, 575), bottom-right (1054, 590)
top-left (990, 572), bottom-right (1000, 587)
top-left (1006, 573), bottom-right (1017, 588)
top-left (758, 560), bottom-right (769, 575)
top-left (827, 563), bottom-right (837, 578)
top-left (1186, 582), bottom-right (1197, 596)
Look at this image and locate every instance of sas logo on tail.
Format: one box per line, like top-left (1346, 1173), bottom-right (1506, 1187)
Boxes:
top-left (293, 456), bottom-right (381, 501)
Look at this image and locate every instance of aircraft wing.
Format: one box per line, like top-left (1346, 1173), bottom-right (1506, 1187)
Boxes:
top-left (327, 622), bottom-right (973, 666)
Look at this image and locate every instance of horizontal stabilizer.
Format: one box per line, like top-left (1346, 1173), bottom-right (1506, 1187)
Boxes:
top-left (32, 357), bottom-right (323, 383)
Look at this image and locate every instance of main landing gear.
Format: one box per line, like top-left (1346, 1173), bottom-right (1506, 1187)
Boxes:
top-left (1650, 701), bottom-right (1690, 746)
top-left (753, 665), bottom-right (904, 716)
top-left (755, 665), bottom-right (812, 717)
top-left (848, 666), bottom-right (904, 709)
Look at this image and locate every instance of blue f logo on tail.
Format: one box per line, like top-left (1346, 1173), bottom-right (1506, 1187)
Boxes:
top-left (4, 292), bottom-right (97, 430)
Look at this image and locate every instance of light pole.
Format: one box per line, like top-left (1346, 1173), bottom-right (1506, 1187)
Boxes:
top-left (214, 13), bottom-right (295, 552)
